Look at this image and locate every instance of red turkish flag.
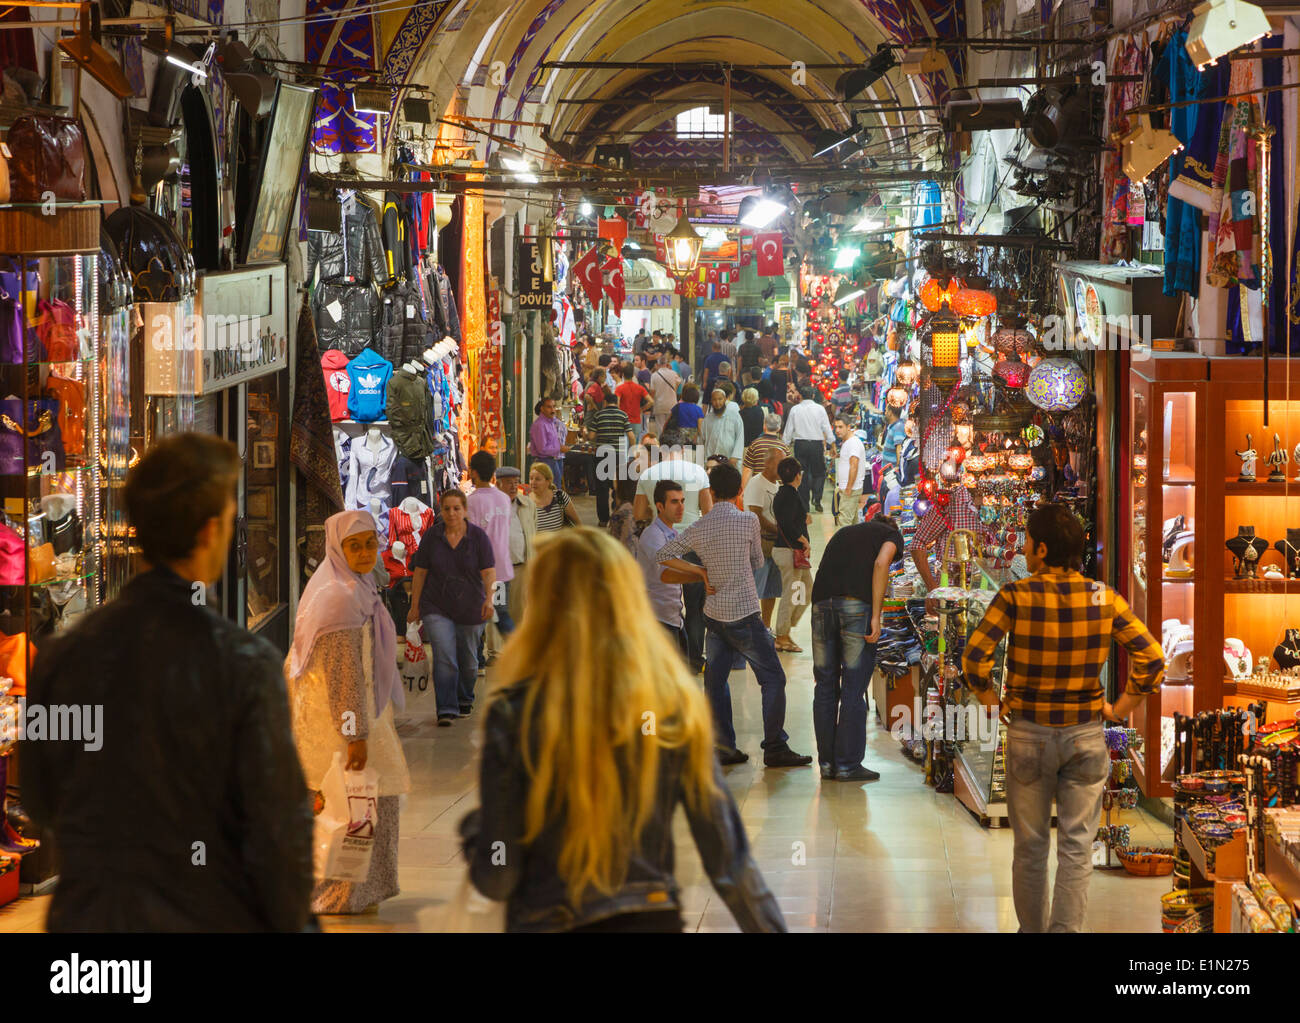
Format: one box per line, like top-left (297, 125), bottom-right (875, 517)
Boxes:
top-left (602, 255), bottom-right (625, 315)
top-left (707, 267), bottom-right (719, 284)
top-left (572, 247), bottom-right (603, 306)
top-left (719, 282), bottom-right (731, 299)
top-left (755, 233), bottom-right (784, 276)
top-left (598, 216), bottom-right (627, 249)
top-left (654, 234), bottom-right (667, 262)
top-left (673, 279), bottom-right (685, 295)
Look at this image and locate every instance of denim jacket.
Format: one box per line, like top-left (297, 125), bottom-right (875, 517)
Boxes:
top-left (459, 683), bottom-right (786, 932)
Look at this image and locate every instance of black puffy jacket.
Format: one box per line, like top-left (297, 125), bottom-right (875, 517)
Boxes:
top-left (460, 683), bottom-right (786, 933)
top-left (24, 566), bottom-right (314, 932)
top-left (315, 276), bottom-right (380, 357)
top-left (307, 195), bottom-right (387, 285)
top-left (379, 280), bottom-right (435, 367)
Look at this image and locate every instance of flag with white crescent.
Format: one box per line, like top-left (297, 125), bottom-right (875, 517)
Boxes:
top-left (602, 255), bottom-right (625, 315)
top-left (572, 247), bottom-right (603, 305)
top-left (755, 232), bottom-right (784, 277)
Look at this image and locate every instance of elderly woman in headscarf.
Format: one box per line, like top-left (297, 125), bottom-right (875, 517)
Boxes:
top-left (285, 510), bottom-right (410, 915)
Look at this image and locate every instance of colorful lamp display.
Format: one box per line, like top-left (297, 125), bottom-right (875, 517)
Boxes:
top-left (993, 356), bottom-right (1030, 388)
top-left (950, 286), bottom-right (997, 319)
top-left (928, 313), bottom-right (962, 387)
top-left (1026, 357), bottom-right (1088, 412)
top-left (920, 277), bottom-right (959, 312)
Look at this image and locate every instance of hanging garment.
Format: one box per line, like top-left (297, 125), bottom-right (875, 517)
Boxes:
top-left (1208, 56), bottom-right (1263, 291)
top-left (389, 454), bottom-right (432, 506)
top-left (380, 279), bottom-right (435, 367)
top-left (1155, 31), bottom-right (1205, 297)
top-left (291, 295), bottom-right (345, 511)
top-left (388, 499), bottom-right (435, 565)
top-left (382, 191), bottom-right (410, 282)
top-left (307, 193), bottom-right (387, 285)
top-left (315, 276), bottom-right (381, 356)
top-left (1101, 35), bottom-right (1146, 262)
top-left (386, 367), bottom-right (437, 460)
top-left (43, 372), bottom-right (85, 461)
top-left (346, 349), bottom-right (393, 423)
top-left (344, 431), bottom-right (397, 534)
top-left (433, 264), bottom-right (461, 342)
top-left (321, 349), bottom-right (352, 422)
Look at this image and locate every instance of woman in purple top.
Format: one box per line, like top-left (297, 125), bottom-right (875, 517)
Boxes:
top-left (528, 397), bottom-right (570, 483)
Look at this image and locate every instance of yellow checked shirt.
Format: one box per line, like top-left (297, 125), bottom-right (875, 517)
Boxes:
top-left (961, 568), bottom-right (1165, 726)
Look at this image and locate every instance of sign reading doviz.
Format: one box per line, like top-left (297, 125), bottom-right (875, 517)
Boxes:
top-left (517, 240), bottom-right (553, 308)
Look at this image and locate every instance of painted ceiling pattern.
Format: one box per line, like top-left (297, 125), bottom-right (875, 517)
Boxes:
top-left (304, 0), bottom-right (967, 155)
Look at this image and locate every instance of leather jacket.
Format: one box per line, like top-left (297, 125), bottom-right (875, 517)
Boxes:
top-left (24, 566), bottom-right (314, 932)
top-left (460, 683), bottom-right (785, 932)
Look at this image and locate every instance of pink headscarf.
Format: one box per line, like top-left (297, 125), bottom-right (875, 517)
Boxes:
top-left (287, 510), bottom-right (404, 717)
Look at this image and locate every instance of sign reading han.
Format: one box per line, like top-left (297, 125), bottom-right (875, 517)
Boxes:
top-left (517, 239), bottom-right (553, 308)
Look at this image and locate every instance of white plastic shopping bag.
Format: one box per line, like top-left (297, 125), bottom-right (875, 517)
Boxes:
top-left (312, 751), bottom-right (379, 882)
top-left (401, 621), bottom-right (430, 690)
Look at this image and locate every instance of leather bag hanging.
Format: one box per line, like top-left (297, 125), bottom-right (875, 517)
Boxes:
top-left (0, 399), bottom-right (65, 475)
top-left (7, 115), bottom-right (85, 202)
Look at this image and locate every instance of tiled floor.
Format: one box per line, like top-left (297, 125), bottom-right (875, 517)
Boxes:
top-left (0, 489), bottom-right (1172, 933)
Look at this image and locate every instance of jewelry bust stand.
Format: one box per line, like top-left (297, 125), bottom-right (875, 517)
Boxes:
top-left (1275, 529), bottom-right (1300, 579)
top-left (1226, 527), bottom-right (1269, 579)
top-left (1274, 629), bottom-right (1300, 671)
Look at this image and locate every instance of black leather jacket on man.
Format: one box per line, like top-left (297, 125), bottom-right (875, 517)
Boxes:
top-left (460, 683), bottom-right (785, 932)
top-left (24, 566), bottom-right (314, 932)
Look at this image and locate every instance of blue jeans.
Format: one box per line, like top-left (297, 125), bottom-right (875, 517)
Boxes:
top-left (811, 598), bottom-right (877, 772)
top-left (423, 611), bottom-right (486, 716)
top-left (703, 612), bottom-right (789, 752)
top-left (1006, 718), bottom-right (1108, 932)
top-left (530, 455), bottom-right (564, 484)
top-left (495, 580), bottom-right (515, 635)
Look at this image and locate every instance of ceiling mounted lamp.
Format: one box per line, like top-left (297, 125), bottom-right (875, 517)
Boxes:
top-left (837, 44), bottom-right (897, 100)
top-left (501, 155), bottom-right (538, 183)
top-left (895, 358), bottom-right (919, 387)
top-left (1026, 357), bottom-right (1088, 412)
top-left (1022, 86), bottom-right (1090, 151)
top-left (665, 215), bottom-right (704, 278)
top-left (833, 245), bottom-right (860, 270)
top-left (1186, 0), bottom-right (1272, 70)
top-left (900, 45), bottom-right (945, 76)
top-left (941, 92), bottom-right (1024, 134)
top-left (738, 186), bottom-right (796, 228)
top-left (216, 38), bottom-right (277, 117)
top-left (58, 2), bottom-right (133, 99)
top-left (812, 121), bottom-right (869, 159)
top-left (403, 97), bottom-right (436, 124)
top-left (351, 84), bottom-right (393, 116)
top-left (992, 320), bottom-right (1034, 356)
top-left (146, 36), bottom-right (214, 80)
top-left (1121, 114), bottom-right (1183, 182)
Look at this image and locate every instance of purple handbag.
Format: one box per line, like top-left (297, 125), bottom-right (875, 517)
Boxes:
top-left (0, 399), bottom-right (64, 474)
top-left (0, 293), bottom-right (46, 365)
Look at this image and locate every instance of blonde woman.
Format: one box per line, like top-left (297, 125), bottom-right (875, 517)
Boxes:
top-left (458, 528), bottom-right (785, 933)
top-left (528, 462), bottom-right (582, 532)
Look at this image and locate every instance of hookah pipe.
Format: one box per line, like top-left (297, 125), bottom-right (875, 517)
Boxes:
top-left (1278, 748), bottom-right (1297, 807)
top-left (1240, 754), bottom-right (1270, 873)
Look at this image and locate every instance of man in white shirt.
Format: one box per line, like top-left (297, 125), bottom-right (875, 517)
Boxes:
top-left (743, 447), bottom-right (783, 630)
top-left (832, 414), bottom-right (868, 530)
top-left (634, 429), bottom-right (715, 673)
top-left (648, 359), bottom-right (681, 436)
top-left (782, 385), bottom-right (835, 513)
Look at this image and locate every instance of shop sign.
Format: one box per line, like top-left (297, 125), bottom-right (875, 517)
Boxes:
top-left (623, 292), bottom-right (675, 309)
top-left (517, 239), bottom-right (553, 308)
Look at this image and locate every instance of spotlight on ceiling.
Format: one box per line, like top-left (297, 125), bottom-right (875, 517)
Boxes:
top-left (502, 156), bottom-right (538, 184)
top-left (737, 193), bottom-right (789, 229)
top-left (941, 91), bottom-right (1024, 133)
top-left (851, 213), bottom-right (885, 232)
top-left (1186, 0), bottom-right (1271, 70)
top-left (899, 46), bottom-right (945, 76)
top-left (1023, 85), bottom-right (1095, 151)
top-left (833, 245), bottom-right (860, 270)
top-left (579, 200), bottom-right (593, 217)
top-left (837, 45), bottom-right (897, 101)
top-left (1120, 114), bottom-right (1183, 182)
top-left (352, 85), bottom-right (393, 116)
top-left (812, 123), bottom-right (868, 159)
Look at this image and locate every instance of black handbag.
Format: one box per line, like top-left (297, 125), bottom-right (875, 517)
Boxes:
top-left (47, 509), bottom-right (81, 555)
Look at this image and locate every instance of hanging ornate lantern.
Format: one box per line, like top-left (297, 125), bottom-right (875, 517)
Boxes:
top-left (991, 312), bottom-right (1034, 356)
top-left (886, 383), bottom-right (910, 408)
top-left (1026, 357), bottom-right (1088, 412)
top-left (920, 276), bottom-right (960, 312)
top-left (950, 286), bottom-right (997, 319)
top-left (993, 355), bottom-right (1030, 389)
top-left (926, 313), bottom-right (961, 388)
top-left (895, 359), bottom-right (919, 387)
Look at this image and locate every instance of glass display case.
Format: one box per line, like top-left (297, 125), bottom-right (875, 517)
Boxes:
top-left (953, 633), bottom-right (1009, 827)
top-left (1126, 357), bottom-right (1207, 797)
top-left (0, 200), bottom-right (109, 888)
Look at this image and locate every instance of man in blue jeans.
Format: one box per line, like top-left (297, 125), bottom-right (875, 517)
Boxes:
top-left (408, 489), bottom-right (496, 726)
top-left (809, 514), bottom-right (903, 781)
top-left (963, 503), bottom-right (1164, 932)
top-left (656, 462), bottom-right (812, 769)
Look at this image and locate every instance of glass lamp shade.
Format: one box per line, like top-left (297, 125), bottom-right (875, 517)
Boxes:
top-left (992, 326), bottom-right (1034, 356)
top-left (950, 287), bottom-right (997, 319)
top-left (1026, 357), bottom-right (1088, 412)
top-left (665, 217), bottom-right (703, 276)
top-left (993, 357), bottom-right (1029, 388)
top-left (895, 359), bottom-right (919, 386)
top-left (920, 277), bottom-right (959, 311)
top-left (886, 385), bottom-right (910, 408)
top-left (927, 314), bottom-right (961, 387)
top-left (963, 454), bottom-right (988, 473)
top-left (1008, 449), bottom-right (1034, 472)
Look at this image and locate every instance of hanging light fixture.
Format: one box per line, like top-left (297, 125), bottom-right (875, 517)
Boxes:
top-left (665, 215), bottom-right (704, 277)
top-left (1120, 114), bottom-right (1183, 183)
top-left (927, 312), bottom-right (962, 388)
top-left (920, 276), bottom-right (960, 312)
top-left (950, 285), bottom-right (997, 318)
top-left (886, 383), bottom-right (910, 408)
top-left (1026, 357), bottom-right (1088, 412)
top-left (895, 359), bottom-right (919, 387)
top-left (994, 355), bottom-right (1030, 389)
top-left (833, 279), bottom-right (866, 306)
top-left (1186, 0), bottom-right (1272, 70)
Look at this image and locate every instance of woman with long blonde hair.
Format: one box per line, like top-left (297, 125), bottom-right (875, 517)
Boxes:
top-left (458, 527), bottom-right (784, 933)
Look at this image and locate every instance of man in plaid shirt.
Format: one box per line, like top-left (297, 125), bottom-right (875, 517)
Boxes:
top-left (657, 462), bottom-right (812, 769)
top-left (962, 503), bottom-right (1164, 933)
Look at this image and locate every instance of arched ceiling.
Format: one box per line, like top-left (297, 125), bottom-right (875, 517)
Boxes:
top-left (307, 0), bottom-right (965, 171)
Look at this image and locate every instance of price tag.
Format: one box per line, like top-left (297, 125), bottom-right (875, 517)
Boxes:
top-left (406, 304), bottom-right (415, 318)
top-left (326, 300), bottom-right (343, 322)
top-left (0, 143), bottom-right (10, 159)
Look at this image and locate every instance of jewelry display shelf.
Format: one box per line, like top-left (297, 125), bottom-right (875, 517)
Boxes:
top-left (1224, 578), bottom-right (1300, 594)
top-left (1223, 680), bottom-right (1300, 704)
top-left (1223, 479), bottom-right (1300, 497)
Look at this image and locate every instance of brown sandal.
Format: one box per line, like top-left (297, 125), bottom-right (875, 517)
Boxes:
top-left (776, 638), bottom-right (802, 653)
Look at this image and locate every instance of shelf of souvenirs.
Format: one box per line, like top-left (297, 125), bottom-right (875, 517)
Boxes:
top-left (1223, 668), bottom-right (1300, 704)
top-left (1224, 478), bottom-right (1300, 497)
